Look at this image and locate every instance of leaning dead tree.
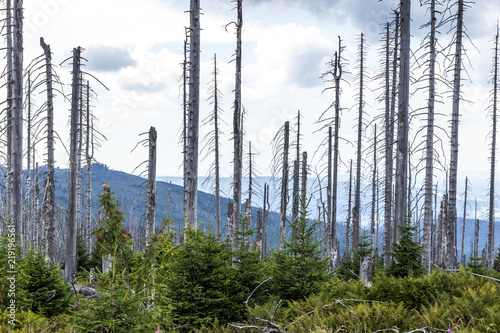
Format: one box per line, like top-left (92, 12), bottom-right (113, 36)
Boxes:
top-left (394, 0), bottom-right (411, 241)
top-left (183, 0), bottom-right (201, 230)
top-left (488, 27), bottom-right (499, 268)
top-left (146, 127), bottom-right (157, 246)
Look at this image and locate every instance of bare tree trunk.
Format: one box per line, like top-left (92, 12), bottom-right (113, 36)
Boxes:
top-left (301, 151), bottom-right (308, 221)
top-left (85, 81), bottom-right (93, 253)
top-left (262, 183), bottom-right (269, 258)
top-left (488, 28), bottom-right (499, 269)
top-left (65, 47), bottom-right (81, 283)
top-left (256, 209), bottom-right (262, 252)
top-left (327, 126), bottom-right (333, 262)
top-left (346, 160), bottom-right (353, 258)
top-left (40, 38), bottom-right (56, 262)
top-left (213, 55), bottom-right (221, 238)
top-left (461, 177), bottom-right (469, 266)
top-left (422, 0), bottom-right (437, 275)
top-left (474, 199), bottom-right (479, 257)
top-left (231, 0), bottom-right (244, 251)
top-left (184, 0), bottom-right (200, 230)
top-left (5, 0), bottom-right (13, 221)
top-left (371, 125), bottom-right (377, 255)
top-left (390, 11), bottom-right (400, 246)
top-left (332, 43), bottom-right (342, 269)
top-left (279, 121), bottom-right (290, 249)
top-left (395, 0), bottom-right (410, 240)
top-left (447, 0), bottom-right (464, 270)
top-left (247, 141), bottom-right (253, 221)
top-left (11, 0), bottom-right (23, 241)
top-left (146, 127), bottom-right (157, 246)
top-left (292, 112), bottom-right (300, 241)
top-left (352, 33), bottom-right (366, 251)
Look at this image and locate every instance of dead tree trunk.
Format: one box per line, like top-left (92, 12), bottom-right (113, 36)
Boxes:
top-left (327, 126), bottom-right (333, 261)
top-left (488, 28), bottom-right (499, 269)
top-left (352, 33), bottom-right (366, 251)
top-left (394, 0), bottom-right (411, 240)
top-left (184, 0), bottom-right (200, 230)
top-left (65, 47), bottom-right (82, 283)
top-left (346, 159), bottom-right (353, 258)
top-left (262, 183), bottom-right (269, 257)
top-left (423, 0), bottom-right (437, 275)
top-left (213, 54), bottom-right (222, 238)
top-left (40, 38), bottom-right (56, 262)
top-left (11, 0), bottom-right (24, 240)
top-left (279, 121), bottom-right (290, 249)
top-left (292, 112), bottom-right (301, 240)
top-left (371, 125), bottom-right (377, 255)
top-left (447, 0), bottom-right (464, 270)
top-left (5, 0), bottom-right (13, 221)
top-left (85, 81), bottom-right (93, 253)
top-left (231, 0), bottom-right (244, 251)
top-left (301, 151), bottom-right (308, 221)
top-left (461, 177), bottom-right (469, 266)
top-left (146, 127), bottom-right (157, 246)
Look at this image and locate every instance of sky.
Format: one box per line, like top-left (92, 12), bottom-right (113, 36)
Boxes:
top-left (18, 0), bottom-right (500, 205)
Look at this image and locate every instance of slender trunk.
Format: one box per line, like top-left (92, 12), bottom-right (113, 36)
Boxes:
top-left (327, 126), bottom-right (333, 261)
top-left (423, 0), bottom-right (437, 274)
top-left (461, 177), bottom-right (468, 266)
top-left (353, 33), bottom-right (365, 250)
top-left (40, 38), bottom-right (56, 262)
top-left (301, 151), bottom-right (307, 221)
top-left (395, 0), bottom-right (410, 239)
top-left (65, 47), bottom-right (81, 283)
top-left (213, 54), bottom-right (221, 238)
top-left (231, 0), bottom-right (243, 251)
top-left (474, 199), bottom-right (479, 256)
top-left (384, 22), bottom-right (392, 267)
top-left (390, 11), bottom-right (400, 245)
top-left (292, 112), bottom-right (300, 241)
top-left (447, 0), bottom-right (464, 270)
top-left (488, 28), bottom-right (498, 269)
top-left (346, 160), bottom-right (353, 257)
top-left (11, 0), bottom-right (23, 241)
top-left (332, 44), bottom-right (342, 269)
top-left (371, 125), bottom-right (377, 255)
top-left (256, 209), bottom-right (262, 252)
top-left (279, 121), bottom-right (290, 249)
top-left (262, 183), bottom-right (269, 257)
top-left (85, 81), bottom-right (92, 253)
top-left (5, 0), bottom-right (13, 220)
top-left (146, 127), bottom-right (157, 246)
top-left (184, 0), bottom-right (200, 230)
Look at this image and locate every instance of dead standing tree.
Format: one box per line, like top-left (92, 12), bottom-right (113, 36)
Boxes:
top-left (146, 127), bottom-right (157, 246)
top-left (184, 0), bottom-right (201, 231)
top-left (488, 27), bottom-right (499, 268)
top-left (394, 0), bottom-right (411, 241)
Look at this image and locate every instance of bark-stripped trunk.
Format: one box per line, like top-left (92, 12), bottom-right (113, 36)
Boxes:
top-left (24, 71), bottom-right (32, 250)
top-left (292, 112), bottom-right (300, 241)
top-left (488, 28), bottom-right (499, 269)
top-left (85, 81), bottom-right (93, 253)
top-left (40, 38), bottom-right (56, 262)
top-left (256, 209), bottom-right (262, 252)
top-left (423, 0), bottom-right (437, 274)
top-left (184, 0), bottom-right (200, 230)
top-left (390, 11), bottom-right (400, 246)
top-left (231, 0), bottom-right (243, 251)
top-left (395, 0), bottom-right (411, 240)
top-left (383, 22), bottom-right (393, 267)
top-left (213, 55), bottom-right (221, 238)
top-left (5, 0), bottom-right (13, 221)
top-left (11, 0), bottom-right (23, 241)
top-left (346, 160), bottom-right (353, 258)
top-left (437, 193), bottom-right (448, 267)
top-left (352, 33), bottom-right (365, 251)
top-left (279, 121), bottom-right (290, 249)
top-left (246, 141), bottom-right (253, 221)
top-left (301, 151), bottom-right (307, 221)
top-left (371, 125), bottom-right (377, 255)
top-left (146, 127), bottom-right (157, 246)
top-left (327, 126), bottom-right (333, 261)
top-left (461, 177), bottom-right (468, 266)
top-left (65, 47), bottom-right (81, 283)
top-left (474, 200), bottom-right (479, 257)
top-left (447, 0), bottom-right (464, 270)
top-left (262, 183), bottom-right (269, 257)
top-left (332, 44), bottom-right (342, 269)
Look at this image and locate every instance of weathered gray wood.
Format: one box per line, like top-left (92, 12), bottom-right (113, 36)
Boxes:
top-left (395, 0), bottom-right (410, 240)
top-left (461, 177), bottom-right (469, 267)
top-left (262, 183), bottom-right (269, 258)
top-left (292, 112), bottom-right (300, 242)
top-left (423, 0), bottom-right (437, 275)
top-left (184, 0), bottom-right (201, 231)
top-left (213, 54), bottom-right (222, 238)
top-left (65, 47), bottom-right (81, 283)
top-left (346, 160), bottom-right (353, 258)
top-left (370, 125), bottom-right (377, 256)
top-left (85, 81), bottom-right (93, 253)
top-left (360, 257), bottom-right (373, 288)
top-left (390, 12), bottom-right (399, 247)
top-left (279, 121), bottom-right (290, 249)
top-left (5, 0), bottom-right (13, 224)
top-left (231, 0), bottom-right (244, 251)
top-left (447, 0), bottom-right (464, 270)
top-left (146, 127), bottom-right (157, 246)
top-left (488, 28), bottom-right (499, 269)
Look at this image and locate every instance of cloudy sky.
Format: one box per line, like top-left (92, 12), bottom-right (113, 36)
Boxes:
top-left (20, 0), bottom-right (500, 201)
